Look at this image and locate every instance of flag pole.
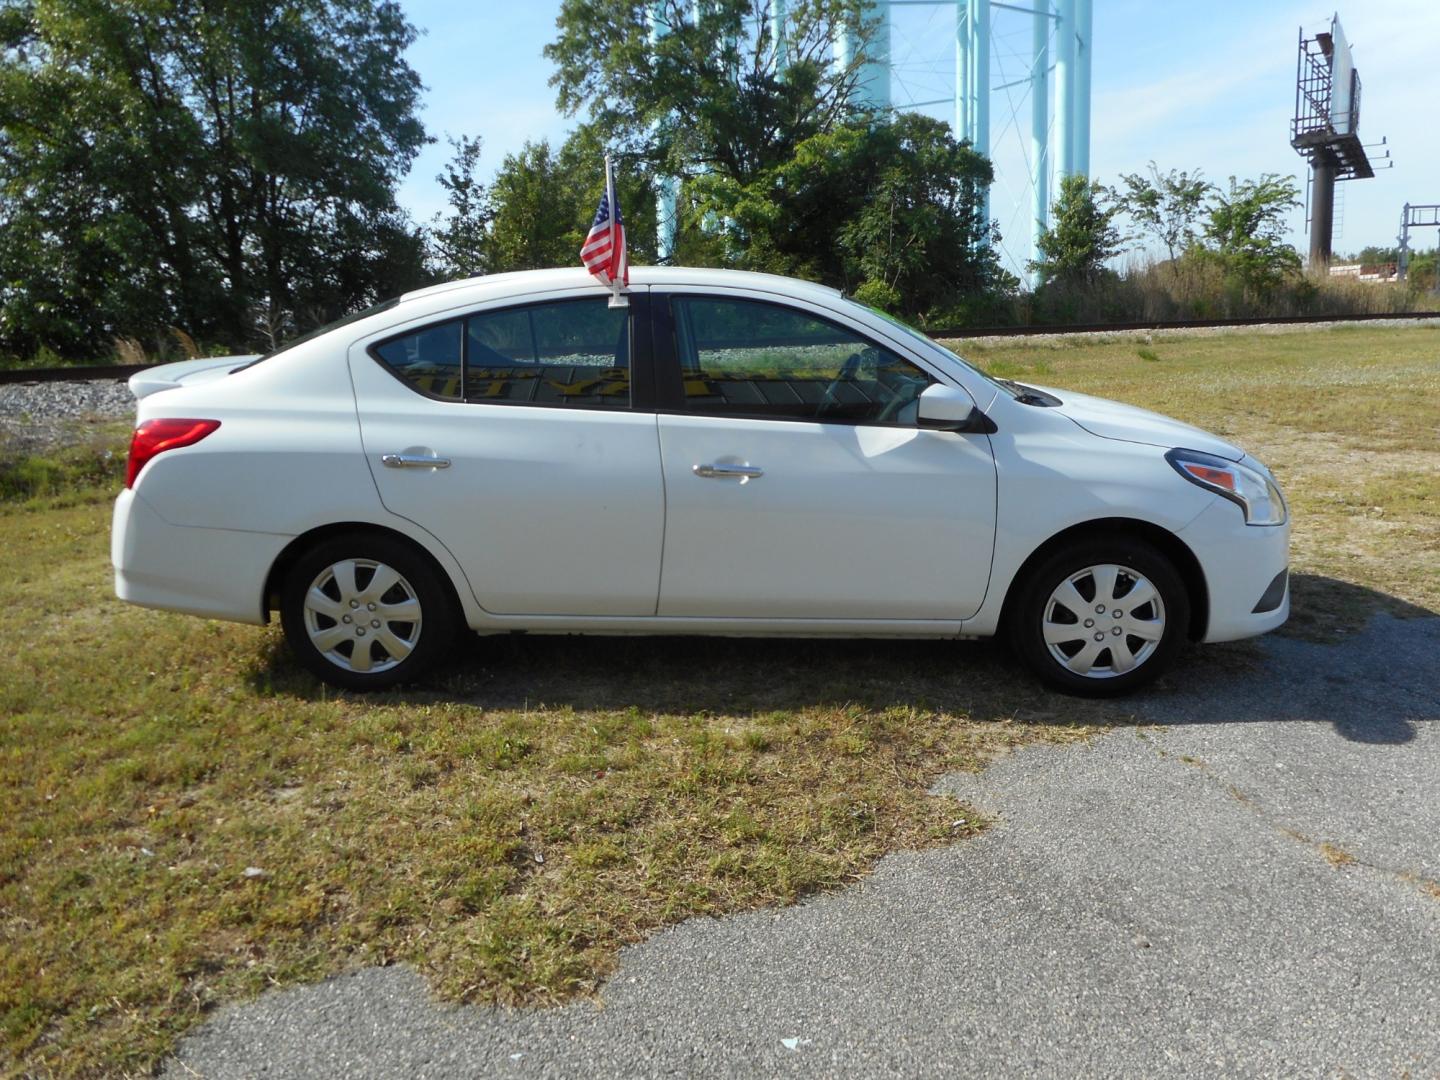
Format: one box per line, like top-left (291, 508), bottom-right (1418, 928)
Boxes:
top-left (604, 154), bottom-right (628, 308)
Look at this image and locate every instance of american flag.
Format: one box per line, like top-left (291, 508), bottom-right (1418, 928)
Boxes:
top-left (580, 167), bottom-right (628, 287)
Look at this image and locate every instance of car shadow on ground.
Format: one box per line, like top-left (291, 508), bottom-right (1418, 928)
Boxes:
top-left (253, 572), bottom-right (1438, 745)
top-left (1136, 573), bottom-right (1439, 745)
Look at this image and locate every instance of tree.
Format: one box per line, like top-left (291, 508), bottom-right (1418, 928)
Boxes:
top-left (485, 142), bottom-right (583, 274)
top-left (1342, 245), bottom-right (1399, 265)
top-left (0, 0), bottom-right (430, 361)
top-left (545, 0), bottom-right (872, 187)
top-left (690, 114), bottom-right (1008, 319)
top-left (1116, 163), bottom-right (1212, 266)
top-left (429, 136), bottom-right (491, 279)
top-left (1030, 174), bottom-right (1124, 287)
top-left (482, 127), bottom-right (657, 275)
top-left (1407, 249), bottom-right (1439, 293)
top-left (1203, 175), bottom-right (1302, 292)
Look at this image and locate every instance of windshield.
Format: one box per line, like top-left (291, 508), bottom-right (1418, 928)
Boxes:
top-left (232, 297), bottom-right (402, 372)
top-left (841, 299), bottom-right (1022, 398)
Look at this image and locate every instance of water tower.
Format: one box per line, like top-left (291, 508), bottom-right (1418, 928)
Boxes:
top-left (835, 0), bottom-right (1094, 279)
top-left (649, 0), bottom-right (1094, 279)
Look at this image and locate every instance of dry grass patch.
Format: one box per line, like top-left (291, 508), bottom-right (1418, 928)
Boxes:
top-left (1, 496), bottom-right (1107, 1076)
top-left (1319, 842), bottom-right (1357, 869)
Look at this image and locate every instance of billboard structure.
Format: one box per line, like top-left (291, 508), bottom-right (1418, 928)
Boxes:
top-left (1290, 16), bottom-right (1376, 267)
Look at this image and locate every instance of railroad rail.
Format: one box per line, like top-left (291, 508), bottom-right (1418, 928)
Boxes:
top-left (4, 309), bottom-right (1439, 385)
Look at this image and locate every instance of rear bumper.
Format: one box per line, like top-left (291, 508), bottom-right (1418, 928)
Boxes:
top-left (1178, 497), bottom-right (1290, 643)
top-left (112, 488), bottom-right (289, 625)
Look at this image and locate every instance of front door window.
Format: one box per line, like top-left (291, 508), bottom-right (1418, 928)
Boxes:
top-left (670, 297), bottom-right (932, 424)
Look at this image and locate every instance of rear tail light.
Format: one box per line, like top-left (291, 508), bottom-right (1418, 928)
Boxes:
top-left (126, 419), bottom-right (221, 488)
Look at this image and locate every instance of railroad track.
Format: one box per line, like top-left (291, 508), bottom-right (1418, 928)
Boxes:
top-left (4, 309), bottom-right (1439, 385)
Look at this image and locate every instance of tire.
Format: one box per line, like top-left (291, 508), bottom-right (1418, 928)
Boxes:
top-left (1008, 537), bottom-right (1190, 697)
top-left (279, 533), bottom-right (458, 691)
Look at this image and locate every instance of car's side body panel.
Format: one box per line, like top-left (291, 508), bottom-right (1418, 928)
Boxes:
top-left (957, 396), bottom-right (1224, 638)
top-left (112, 488), bottom-right (288, 625)
top-left (654, 415), bottom-right (997, 619)
top-left (1178, 494), bottom-right (1291, 642)
top-left (343, 285), bottom-right (668, 618)
top-left (645, 284), bottom-right (999, 621)
top-left (119, 336), bottom-right (493, 628)
top-left (349, 352), bottom-right (667, 618)
top-left (127, 349), bottom-right (379, 538)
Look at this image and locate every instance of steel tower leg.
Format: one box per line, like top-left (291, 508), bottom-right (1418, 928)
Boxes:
top-left (955, 2), bottom-right (970, 140)
top-left (649, 2), bottom-right (677, 262)
top-left (972, 0), bottom-right (990, 222)
top-left (771, 0), bottom-right (788, 70)
top-left (1309, 157), bottom-right (1336, 268)
top-left (1031, 1), bottom-right (1050, 277)
top-left (1073, 0), bottom-right (1091, 177)
top-left (837, 1), bottom-right (889, 109)
top-left (1398, 203), bottom-right (1410, 282)
top-left (859, 1), bottom-right (891, 108)
top-left (1053, 0), bottom-right (1075, 181)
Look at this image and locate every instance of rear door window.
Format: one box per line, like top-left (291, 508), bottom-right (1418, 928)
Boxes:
top-left (370, 298), bottom-right (632, 408)
top-left (465, 299), bottom-right (629, 407)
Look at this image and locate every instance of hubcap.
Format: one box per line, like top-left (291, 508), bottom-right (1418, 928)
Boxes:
top-left (302, 559), bottom-right (422, 675)
top-left (1042, 564), bottom-right (1165, 679)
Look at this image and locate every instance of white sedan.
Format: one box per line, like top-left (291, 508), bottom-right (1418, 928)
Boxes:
top-left (112, 267), bottom-right (1289, 696)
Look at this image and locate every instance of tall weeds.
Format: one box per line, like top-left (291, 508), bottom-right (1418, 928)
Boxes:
top-left (1009, 254), bottom-right (1437, 328)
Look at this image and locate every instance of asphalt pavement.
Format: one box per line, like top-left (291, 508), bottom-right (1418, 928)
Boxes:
top-left (163, 614), bottom-right (1440, 1078)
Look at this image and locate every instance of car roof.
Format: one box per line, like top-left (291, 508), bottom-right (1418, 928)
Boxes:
top-left (399, 266), bottom-right (844, 308)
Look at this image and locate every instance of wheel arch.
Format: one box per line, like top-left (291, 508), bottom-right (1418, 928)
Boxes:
top-left (997, 517), bottom-right (1209, 642)
top-left (263, 522), bottom-right (466, 624)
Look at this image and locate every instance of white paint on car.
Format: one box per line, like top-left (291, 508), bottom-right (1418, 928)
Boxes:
top-left (113, 266), bottom-right (1290, 694)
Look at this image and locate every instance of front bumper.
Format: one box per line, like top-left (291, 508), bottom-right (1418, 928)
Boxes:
top-left (1177, 496), bottom-right (1290, 643)
top-left (112, 488), bottom-right (289, 625)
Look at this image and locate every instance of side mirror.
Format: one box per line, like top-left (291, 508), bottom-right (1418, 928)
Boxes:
top-left (917, 384), bottom-right (996, 434)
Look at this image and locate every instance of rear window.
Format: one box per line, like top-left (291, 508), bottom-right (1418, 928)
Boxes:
top-left (373, 321), bottom-right (463, 399)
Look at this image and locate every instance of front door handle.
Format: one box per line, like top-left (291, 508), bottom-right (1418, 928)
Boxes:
top-left (693, 463), bottom-right (764, 481)
top-left (382, 453), bottom-right (451, 469)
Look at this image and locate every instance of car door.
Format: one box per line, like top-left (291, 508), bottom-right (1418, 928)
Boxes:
top-left (652, 290), bottom-right (997, 621)
top-left (349, 290), bottom-right (665, 617)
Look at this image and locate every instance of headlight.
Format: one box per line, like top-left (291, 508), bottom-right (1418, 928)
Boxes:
top-left (1165, 449), bottom-right (1287, 526)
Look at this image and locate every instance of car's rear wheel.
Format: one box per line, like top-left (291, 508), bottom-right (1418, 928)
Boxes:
top-left (1009, 538), bottom-right (1190, 697)
top-left (279, 534), bottom-right (456, 691)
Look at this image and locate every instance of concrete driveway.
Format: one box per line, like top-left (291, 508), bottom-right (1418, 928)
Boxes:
top-left (164, 614), bottom-right (1440, 1078)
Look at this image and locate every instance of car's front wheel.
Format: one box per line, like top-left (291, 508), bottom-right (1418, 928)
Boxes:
top-left (279, 533), bottom-right (457, 691)
top-left (1009, 538), bottom-right (1190, 697)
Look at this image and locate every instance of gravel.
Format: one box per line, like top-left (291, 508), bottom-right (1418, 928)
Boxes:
top-left (163, 613), bottom-right (1440, 1079)
top-left (0, 378), bottom-right (135, 456)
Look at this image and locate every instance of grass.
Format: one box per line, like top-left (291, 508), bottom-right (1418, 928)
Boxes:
top-left (3, 324), bottom-right (1439, 1076)
top-left (0, 424), bottom-right (128, 505)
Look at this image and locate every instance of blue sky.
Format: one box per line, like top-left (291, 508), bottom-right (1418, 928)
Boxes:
top-left (395, 0), bottom-right (1440, 275)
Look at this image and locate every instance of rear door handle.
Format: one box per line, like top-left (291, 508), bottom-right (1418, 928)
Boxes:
top-left (693, 463), bottom-right (764, 481)
top-left (382, 453), bottom-right (451, 469)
